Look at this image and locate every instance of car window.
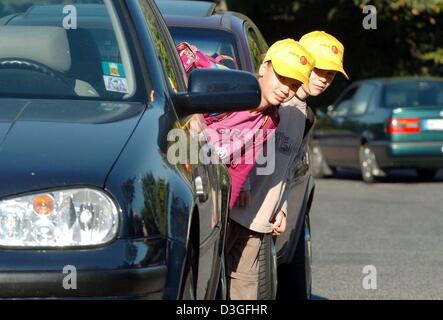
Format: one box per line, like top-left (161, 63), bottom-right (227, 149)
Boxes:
top-left (248, 20), bottom-right (268, 52)
top-left (247, 28), bottom-right (263, 73)
top-left (332, 86), bottom-right (358, 117)
top-left (139, 0), bottom-right (182, 92)
top-left (168, 27), bottom-right (241, 70)
top-left (0, 1), bottom-right (140, 101)
top-left (333, 101), bottom-right (351, 117)
top-left (382, 81), bottom-right (443, 108)
top-left (349, 83), bottom-right (376, 116)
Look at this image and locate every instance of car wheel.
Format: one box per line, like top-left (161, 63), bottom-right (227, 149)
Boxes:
top-left (310, 141), bottom-right (334, 178)
top-left (180, 243), bottom-right (197, 300)
top-left (416, 169), bottom-right (438, 181)
top-left (359, 145), bottom-right (384, 183)
top-left (215, 254), bottom-right (227, 300)
top-left (257, 234), bottom-right (277, 300)
top-left (277, 214), bottom-right (312, 300)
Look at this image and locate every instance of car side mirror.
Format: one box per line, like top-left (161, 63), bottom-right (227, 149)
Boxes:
top-left (173, 69), bottom-right (260, 116)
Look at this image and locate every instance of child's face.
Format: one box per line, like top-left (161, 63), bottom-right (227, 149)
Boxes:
top-left (307, 68), bottom-right (337, 96)
top-left (257, 62), bottom-right (302, 110)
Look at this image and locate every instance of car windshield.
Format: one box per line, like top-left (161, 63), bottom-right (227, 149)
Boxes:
top-left (168, 26), bottom-right (241, 70)
top-left (0, 0), bottom-right (138, 101)
top-left (382, 81), bottom-right (443, 108)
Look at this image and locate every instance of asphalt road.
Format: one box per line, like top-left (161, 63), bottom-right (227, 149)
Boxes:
top-left (310, 169), bottom-right (443, 300)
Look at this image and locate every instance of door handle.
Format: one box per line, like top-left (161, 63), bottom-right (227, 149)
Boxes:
top-left (194, 176), bottom-right (208, 202)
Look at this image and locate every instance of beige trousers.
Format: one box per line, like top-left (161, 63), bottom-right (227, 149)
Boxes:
top-left (225, 220), bottom-right (263, 300)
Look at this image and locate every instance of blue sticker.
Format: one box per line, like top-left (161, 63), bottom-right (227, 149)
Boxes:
top-left (101, 61), bottom-right (126, 78)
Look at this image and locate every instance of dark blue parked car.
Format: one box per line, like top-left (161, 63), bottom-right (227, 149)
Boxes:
top-left (0, 0), bottom-right (260, 299)
top-left (157, 0), bottom-right (316, 300)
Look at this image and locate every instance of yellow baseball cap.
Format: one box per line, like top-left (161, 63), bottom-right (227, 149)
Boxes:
top-left (264, 38), bottom-right (315, 86)
top-left (299, 31), bottom-right (349, 80)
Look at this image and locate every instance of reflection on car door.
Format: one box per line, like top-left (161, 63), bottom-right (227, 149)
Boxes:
top-left (139, 0), bottom-right (221, 299)
top-left (186, 116), bottom-right (221, 298)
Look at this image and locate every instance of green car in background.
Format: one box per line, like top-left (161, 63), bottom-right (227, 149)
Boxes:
top-left (311, 78), bottom-right (443, 183)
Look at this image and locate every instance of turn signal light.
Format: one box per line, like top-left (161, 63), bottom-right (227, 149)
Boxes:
top-left (33, 194), bottom-right (54, 216)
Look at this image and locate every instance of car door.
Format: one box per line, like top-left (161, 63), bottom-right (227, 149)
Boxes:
top-left (319, 85), bottom-right (357, 167)
top-left (341, 83), bottom-right (378, 167)
top-left (138, 0), bottom-right (221, 299)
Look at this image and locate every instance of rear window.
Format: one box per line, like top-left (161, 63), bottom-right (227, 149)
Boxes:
top-left (382, 81), bottom-right (443, 108)
top-left (168, 27), bottom-right (241, 70)
top-left (0, 1), bottom-right (140, 101)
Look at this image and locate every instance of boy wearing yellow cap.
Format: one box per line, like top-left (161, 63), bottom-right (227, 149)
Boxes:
top-left (225, 39), bottom-right (314, 300)
top-left (294, 31), bottom-right (348, 100)
top-left (230, 31), bottom-right (348, 300)
top-left (269, 31), bottom-right (349, 236)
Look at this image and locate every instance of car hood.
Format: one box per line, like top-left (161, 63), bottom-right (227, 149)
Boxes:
top-left (0, 99), bottom-right (146, 198)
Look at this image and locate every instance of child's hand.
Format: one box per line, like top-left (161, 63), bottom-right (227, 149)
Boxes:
top-left (235, 191), bottom-right (251, 208)
top-left (271, 211), bottom-right (287, 236)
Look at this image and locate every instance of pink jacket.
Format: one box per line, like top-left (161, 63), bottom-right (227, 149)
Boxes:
top-left (204, 107), bottom-right (279, 209)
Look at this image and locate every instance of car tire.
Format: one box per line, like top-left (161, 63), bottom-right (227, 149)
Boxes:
top-left (277, 214), bottom-right (312, 300)
top-left (416, 169), bottom-right (438, 181)
top-left (180, 243), bottom-right (197, 300)
top-left (310, 141), bottom-right (334, 178)
top-left (257, 234), bottom-right (277, 300)
top-left (359, 145), bottom-right (384, 183)
top-left (215, 254), bottom-right (227, 300)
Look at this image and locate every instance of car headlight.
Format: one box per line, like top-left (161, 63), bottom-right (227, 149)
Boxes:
top-left (0, 188), bottom-right (119, 248)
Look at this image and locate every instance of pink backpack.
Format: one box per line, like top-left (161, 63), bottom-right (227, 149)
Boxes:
top-left (176, 42), bottom-right (238, 74)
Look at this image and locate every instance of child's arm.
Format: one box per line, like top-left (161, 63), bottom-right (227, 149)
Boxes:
top-left (271, 210), bottom-right (287, 236)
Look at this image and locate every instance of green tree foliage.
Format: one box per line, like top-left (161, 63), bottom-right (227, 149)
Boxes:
top-left (227, 0), bottom-right (443, 109)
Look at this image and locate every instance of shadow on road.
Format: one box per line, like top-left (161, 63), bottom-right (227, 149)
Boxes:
top-left (320, 169), bottom-right (443, 184)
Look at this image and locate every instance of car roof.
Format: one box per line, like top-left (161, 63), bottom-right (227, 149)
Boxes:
top-left (163, 10), bottom-right (251, 31)
top-left (156, 0), bottom-right (252, 29)
top-left (354, 77), bottom-right (443, 86)
top-left (156, 0), bottom-right (217, 17)
top-left (164, 13), bottom-right (223, 29)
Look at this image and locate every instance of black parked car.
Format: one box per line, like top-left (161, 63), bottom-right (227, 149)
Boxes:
top-left (158, 0), bottom-right (316, 299)
top-left (0, 0), bottom-right (260, 299)
top-left (311, 78), bottom-right (443, 183)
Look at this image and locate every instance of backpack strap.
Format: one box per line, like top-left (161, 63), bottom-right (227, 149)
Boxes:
top-left (212, 55), bottom-right (239, 69)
